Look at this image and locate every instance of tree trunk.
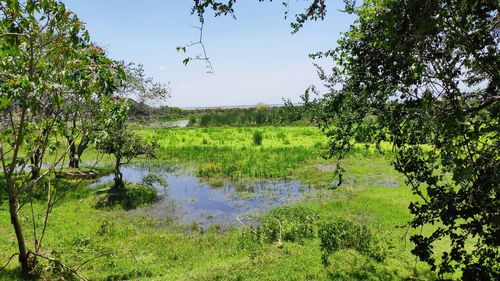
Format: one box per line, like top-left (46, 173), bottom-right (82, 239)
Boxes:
top-left (75, 134), bottom-right (90, 169)
top-left (30, 126), bottom-right (49, 180)
top-left (6, 179), bottom-right (31, 274)
top-left (30, 149), bottom-right (41, 180)
top-left (68, 134), bottom-right (90, 169)
top-left (68, 142), bottom-right (78, 169)
top-left (114, 157), bottom-right (124, 190)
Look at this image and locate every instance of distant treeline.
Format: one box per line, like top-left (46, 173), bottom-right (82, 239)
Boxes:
top-left (128, 101), bottom-right (312, 126)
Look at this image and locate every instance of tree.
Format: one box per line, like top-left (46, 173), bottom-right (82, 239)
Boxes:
top-left (61, 45), bottom-right (123, 169)
top-left (121, 62), bottom-right (170, 105)
top-left (308, 1), bottom-right (499, 279)
top-left (193, 0), bottom-right (499, 279)
top-left (95, 99), bottom-right (157, 191)
top-left (0, 0), bottom-right (123, 275)
top-left (121, 62), bottom-right (170, 122)
top-left (61, 61), bottom-right (168, 169)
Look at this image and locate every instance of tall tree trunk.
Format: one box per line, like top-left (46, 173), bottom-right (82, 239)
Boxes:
top-left (7, 178), bottom-right (31, 274)
top-left (5, 107), bottom-right (31, 274)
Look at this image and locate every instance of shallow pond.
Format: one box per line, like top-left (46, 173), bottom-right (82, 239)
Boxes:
top-left (91, 165), bottom-right (313, 227)
top-left (162, 119), bottom-right (189, 128)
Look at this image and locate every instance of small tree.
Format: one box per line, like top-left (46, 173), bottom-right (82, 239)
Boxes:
top-left (61, 45), bottom-right (122, 169)
top-left (62, 61), bottom-right (169, 169)
top-left (96, 99), bottom-right (157, 190)
top-left (253, 130), bottom-right (263, 146)
top-left (121, 62), bottom-right (170, 105)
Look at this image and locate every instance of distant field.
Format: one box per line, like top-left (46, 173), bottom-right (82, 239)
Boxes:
top-left (133, 126), bottom-right (392, 182)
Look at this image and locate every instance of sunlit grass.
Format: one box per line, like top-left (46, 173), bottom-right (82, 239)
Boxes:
top-left (0, 126), bottom-right (446, 280)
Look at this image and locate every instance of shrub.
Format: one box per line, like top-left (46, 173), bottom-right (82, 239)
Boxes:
top-left (199, 114), bottom-right (211, 127)
top-left (141, 173), bottom-right (168, 189)
top-left (253, 131), bottom-right (263, 146)
top-left (276, 131), bottom-right (287, 139)
top-left (207, 178), bottom-right (225, 187)
top-left (197, 162), bottom-right (223, 177)
top-left (125, 184), bottom-right (157, 209)
top-left (95, 182), bottom-right (158, 210)
top-left (318, 218), bottom-right (374, 266)
top-left (258, 205), bottom-right (317, 243)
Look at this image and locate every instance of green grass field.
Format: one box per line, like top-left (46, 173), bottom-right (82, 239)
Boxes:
top-left (0, 126), bottom-right (446, 280)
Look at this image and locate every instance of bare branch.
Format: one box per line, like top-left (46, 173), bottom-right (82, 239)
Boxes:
top-left (463, 96), bottom-right (500, 114)
top-left (0, 253), bottom-right (19, 272)
top-left (179, 21), bottom-right (214, 73)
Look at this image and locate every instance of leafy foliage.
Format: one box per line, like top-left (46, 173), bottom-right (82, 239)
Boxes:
top-left (120, 62), bottom-right (170, 105)
top-left (0, 0), bottom-right (123, 275)
top-left (258, 205), bottom-right (317, 243)
top-left (318, 218), bottom-right (375, 266)
top-left (303, 0), bottom-right (499, 279)
top-left (96, 100), bottom-right (157, 189)
top-left (95, 182), bottom-right (157, 210)
top-left (252, 130), bottom-right (264, 146)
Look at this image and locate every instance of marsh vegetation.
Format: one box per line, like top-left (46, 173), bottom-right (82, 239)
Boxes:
top-left (1, 0), bottom-right (497, 280)
top-left (1, 125), bottom-right (440, 280)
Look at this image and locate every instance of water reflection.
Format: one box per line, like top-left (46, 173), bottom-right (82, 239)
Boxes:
top-left (92, 165), bottom-right (312, 227)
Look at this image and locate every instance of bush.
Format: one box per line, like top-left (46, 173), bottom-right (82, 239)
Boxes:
top-left (318, 218), bottom-right (377, 266)
top-left (141, 173), bottom-right (168, 189)
top-left (188, 116), bottom-right (197, 125)
top-left (258, 205), bottom-right (317, 243)
top-left (95, 182), bottom-right (158, 210)
top-left (125, 184), bottom-right (157, 208)
top-left (253, 131), bottom-right (263, 146)
top-left (207, 178), bottom-right (225, 187)
top-left (276, 131), bottom-right (287, 139)
top-left (197, 162), bottom-right (223, 177)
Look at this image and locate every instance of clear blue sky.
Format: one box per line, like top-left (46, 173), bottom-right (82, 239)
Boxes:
top-left (62, 1), bottom-right (354, 108)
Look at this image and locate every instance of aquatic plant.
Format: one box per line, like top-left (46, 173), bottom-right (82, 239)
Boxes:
top-left (253, 131), bottom-right (263, 146)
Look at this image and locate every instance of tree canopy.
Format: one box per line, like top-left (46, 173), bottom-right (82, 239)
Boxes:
top-left (0, 0), bottom-right (124, 275)
top-left (307, 0), bottom-right (499, 279)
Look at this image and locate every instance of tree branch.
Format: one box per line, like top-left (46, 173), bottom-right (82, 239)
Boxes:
top-left (463, 96), bottom-right (500, 114)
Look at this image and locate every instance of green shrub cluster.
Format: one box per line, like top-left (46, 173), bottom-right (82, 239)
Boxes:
top-left (258, 205), bottom-right (317, 243)
top-left (193, 107), bottom-right (288, 127)
top-left (248, 207), bottom-right (389, 268)
top-left (128, 102), bottom-right (315, 126)
top-left (318, 218), bottom-right (386, 265)
top-left (253, 131), bottom-right (263, 146)
top-left (95, 182), bottom-right (157, 210)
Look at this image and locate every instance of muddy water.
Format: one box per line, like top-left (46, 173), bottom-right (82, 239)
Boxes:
top-left (92, 165), bottom-right (313, 227)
